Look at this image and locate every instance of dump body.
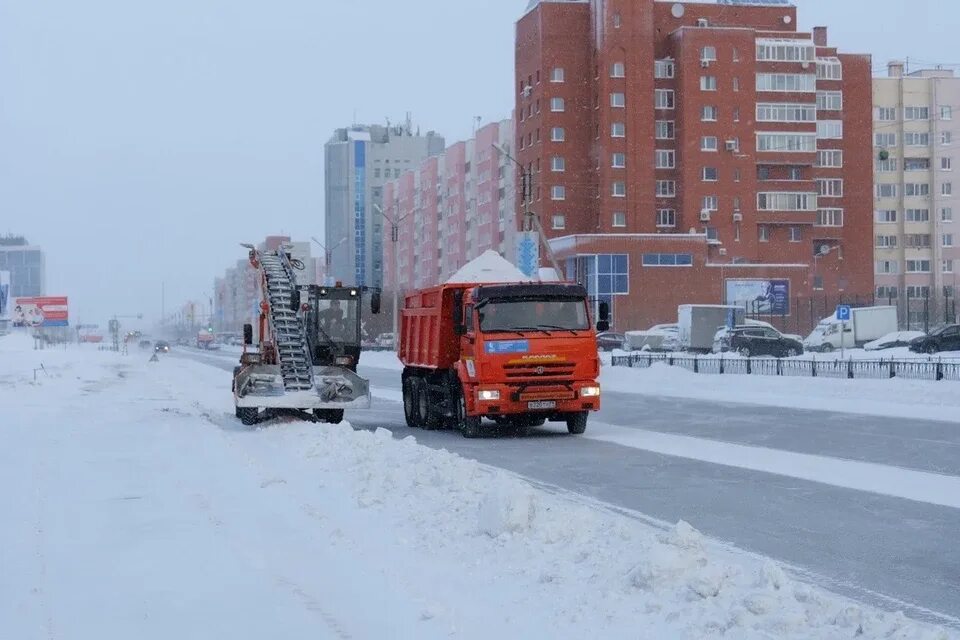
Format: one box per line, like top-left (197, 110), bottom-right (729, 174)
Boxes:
top-left (399, 281), bottom-right (602, 436)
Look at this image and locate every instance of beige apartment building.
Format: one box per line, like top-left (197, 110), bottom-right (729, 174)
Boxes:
top-left (874, 62), bottom-right (959, 327)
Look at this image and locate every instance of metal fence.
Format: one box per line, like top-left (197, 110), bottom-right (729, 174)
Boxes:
top-left (743, 292), bottom-right (957, 338)
top-left (610, 353), bottom-right (960, 382)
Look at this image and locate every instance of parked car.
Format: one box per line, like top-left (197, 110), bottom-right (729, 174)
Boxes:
top-left (909, 324), bottom-right (960, 354)
top-left (743, 319), bottom-right (803, 343)
top-left (154, 340), bottom-right (171, 353)
top-left (864, 331), bottom-right (926, 351)
top-left (714, 325), bottom-right (804, 358)
top-left (596, 332), bottom-right (626, 352)
top-left (375, 333), bottom-right (396, 349)
top-left (625, 324), bottom-right (679, 352)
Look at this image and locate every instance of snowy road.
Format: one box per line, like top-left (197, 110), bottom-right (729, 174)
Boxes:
top-left (180, 348), bottom-right (960, 629)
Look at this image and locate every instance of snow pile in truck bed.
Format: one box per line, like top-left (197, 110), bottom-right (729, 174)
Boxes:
top-left (445, 250), bottom-right (527, 284)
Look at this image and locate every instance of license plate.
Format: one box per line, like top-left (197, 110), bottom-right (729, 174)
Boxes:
top-left (527, 400), bottom-right (556, 410)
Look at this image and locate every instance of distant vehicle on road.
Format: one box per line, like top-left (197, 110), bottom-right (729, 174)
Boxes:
top-left (714, 325), bottom-right (804, 358)
top-left (139, 339), bottom-right (152, 349)
top-left (154, 340), bottom-right (171, 353)
top-left (596, 332), bottom-right (626, 352)
top-left (864, 331), bottom-right (926, 351)
top-left (909, 324), bottom-right (960, 354)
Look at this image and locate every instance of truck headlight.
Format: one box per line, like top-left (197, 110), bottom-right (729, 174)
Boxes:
top-left (478, 389), bottom-right (500, 401)
top-left (581, 386), bottom-right (601, 398)
top-left (335, 356), bottom-right (354, 366)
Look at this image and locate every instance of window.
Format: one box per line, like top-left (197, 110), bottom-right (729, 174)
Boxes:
top-left (944, 234), bottom-right (954, 247)
top-left (904, 132), bottom-right (930, 146)
top-left (610, 62), bottom-right (625, 78)
top-left (817, 150), bottom-right (843, 167)
top-left (656, 180), bottom-right (676, 197)
top-left (759, 226), bottom-right (769, 242)
top-left (817, 120), bottom-right (843, 139)
top-left (817, 179), bottom-right (843, 197)
top-left (818, 91), bottom-right (843, 111)
top-left (701, 136), bottom-right (718, 151)
top-left (876, 260), bottom-right (899, 275)
top-left (755, 39), bottom-right (815, 62)
top-left (943, 182), bottom-right (953, 196)
top-left (906, 286), bottom-right (930, 298)
top-left (876, 157), bottom-right (898, 172)
top-left (876, 107), bottom-right (897, 121)
top-left (551, 127), bottom-right (565, 142)
top-left (816, 208), bottom-right (844, 227)
top-left (611, 122), bottom-right (626, 137)
top-left (733, 78), bottom-right (740, 92)
top-left (905, 183), bottom-right (930, 197)
top-left (551, 156), bottom-right (565, 172)
top-left (550, 97), bottom-right (565, 112)
top-left (612, 212), bottom-right (626, 228)
top-left (756, 192), bottom-right (817, 211)
top-left (552, 215), bottom-right (566, 230)
top-left (756, 133), bottom-right (817, 152)
top-left (756, 103), bottom-right (816, 122)
top-left (756, 73), bottom-right (816, 92)
top-left (875, 133), bottom-right (897, 147)
top-left (757, 166), bottom-right (770, 180)
top-left (702, 105), bottom-right (718, 121)
top-left (655, 149), bottom-right (675, 169)
top-left (610, 92), bottom-right (625, 108)
top-left (611, 152), bottom-right (626, 168)
top-left (551, 67), bottom-right (565, 83)
top-left (789, 227), bottom-right (802, 242)
top-left (944, 260), bottom-right (955, 274)
top-left (875, 235), bottom-right (898, 248)
top-left (943, 207), bottom-right (954, 222)
top-left (876, 184), bottom-right (898, 198)
top-left (788, 167), bottom-right (803, 180)
top-left (654, 59), bottom-right (674, 79)
top-left (702, 195), bottom-right (718, 211)
top-left (655, 89), bottom-right (675, 109)
top-left (907, 260), bottom-right (931, 273)
top-left (906, 234), bottom-right (932, 249)
top-left (702, 167), bottom-right (718, 181)
top-left (942, 106), bottom-right (953, 120)
top-left (942, 158), bottom-right (953, 171)
top-left (700, 76), bottom-right (717, 91)
top-left (700, 46), bottom-right (717, 62)
top-left (656, 209), bottom-right (676, 227)
top-left (904, 106), bottom-right (930, 120)
top-left (642, 253), bottom-right (694, 267)
top-left (612, 12), bottom-right (621, 28)
top-left (816, 57), bottom-right (842, 80)
top-left (611, 181), bottom-right (626, 197)
top-left (374, 168), bottom-right (381, 178)
top-left (733, 107), bottom-right (740, 122)
top-left (551, 185), bottom-right (566, 200)
top-left (876, 286), bottom-right (899, 299)
top-left (904, 158), bottom-right (930, 171)
top-left (906, 208), bottom-right (930, 222)
top-left (876, 209), bottom-right (897, 223)
top-left (943, 131), bottom-right (953, 145)
top-left (655, 120), bottom-right (675, 139)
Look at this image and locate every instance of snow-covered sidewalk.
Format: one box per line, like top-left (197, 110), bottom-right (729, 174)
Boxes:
top-left (0, 333), bottom-right (954, 639)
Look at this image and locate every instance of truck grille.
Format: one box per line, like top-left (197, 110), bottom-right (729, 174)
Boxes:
top-left (503, 361), bottom-right (576, 380)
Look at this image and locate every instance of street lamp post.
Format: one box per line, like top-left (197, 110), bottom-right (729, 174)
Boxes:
top-left (491, 143), bottom-right (563, 277)
top-left (373, 203), bottom-right (410, 344)
top-left (813, 244), bottom-right (843, 292)
top-left (310, 236), bottom-right (348, 285)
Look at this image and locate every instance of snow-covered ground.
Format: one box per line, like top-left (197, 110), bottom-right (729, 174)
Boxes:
top-left (605, 347), bottom-right (960, 363)
top-left (1, 330), bottom-right (954, 639)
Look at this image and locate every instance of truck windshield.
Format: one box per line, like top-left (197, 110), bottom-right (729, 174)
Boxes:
top-left (314, 299), bottom-right (360, 344)
top-left (478, 298), bottom-right (589, 333)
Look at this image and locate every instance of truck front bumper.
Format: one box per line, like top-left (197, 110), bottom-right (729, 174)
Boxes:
top-left (469, 381), bottom-right (601, 417)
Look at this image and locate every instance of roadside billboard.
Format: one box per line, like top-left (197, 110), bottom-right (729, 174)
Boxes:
top-left (12, 296), bottom-right (70, 327)
top-left (0, 271), bottom-right (9, 318)
top-left (725, 279), bottom-right (790, 316)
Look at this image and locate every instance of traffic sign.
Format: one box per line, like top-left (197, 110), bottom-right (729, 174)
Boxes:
top-left (836, 305), bottom-right (852, 322)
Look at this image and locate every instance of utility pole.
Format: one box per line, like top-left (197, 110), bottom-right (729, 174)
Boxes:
top-left (373, 202), bottom-right (410, 345)
top-left (492, 143), bottom-right (563, 277)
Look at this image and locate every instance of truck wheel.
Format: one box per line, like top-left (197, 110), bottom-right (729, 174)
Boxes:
top-left (456, 387), bottom-right (481, 438)
top-left (566, 411), bottom-right (588, 435)
top-left (926, 344), bottom-right (939, 355)
top-left (237, 407), bottom-right (258, 426)
top-left (403, 378), bottom-right (420, 428)
top-left (820, 344), bottom-right (834, 353)
top-left (314, 409), bottom-right (344, 424)
top-left (415, 379), bottom-right (440, 430)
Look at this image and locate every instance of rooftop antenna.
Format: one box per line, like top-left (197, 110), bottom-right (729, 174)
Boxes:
top-left (473, 116), bottom-right (482, 135)
top-left (405, 111), bottom-right (412, 135)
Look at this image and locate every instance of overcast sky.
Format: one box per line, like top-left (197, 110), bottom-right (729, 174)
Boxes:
top-left (0, 0), bottom-right (956, 328)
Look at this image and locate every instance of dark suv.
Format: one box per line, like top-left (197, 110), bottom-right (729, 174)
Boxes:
top-left (909, 324), bottom-right (960, 354)
top-left (718, 326), bottom-right (804, 358)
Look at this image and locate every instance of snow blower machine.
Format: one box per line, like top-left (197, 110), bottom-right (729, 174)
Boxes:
top-left (232, 244), bottom-right (381, 425)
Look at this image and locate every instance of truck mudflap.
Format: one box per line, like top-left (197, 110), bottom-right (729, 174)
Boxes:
top-left (234, 364), bottom-right (372, 410)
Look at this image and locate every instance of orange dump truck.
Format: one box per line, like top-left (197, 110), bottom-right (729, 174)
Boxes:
top-left (398, 282), bottom-right (606, 437)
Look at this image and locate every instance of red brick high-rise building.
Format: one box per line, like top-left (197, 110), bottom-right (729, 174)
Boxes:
top-left (516, 0), bottom-right (873, 332)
